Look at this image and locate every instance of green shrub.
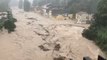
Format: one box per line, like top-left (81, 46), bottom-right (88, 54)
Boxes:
top-left (0, 19), bottom-right (4, 30)
top-left (96, 27), bottom-right (107, 50)
top-left (0, 11), bottom-right (17, 33)
top-left (83, 27), bottom-right (107, 57)
top-left (82, 25), bottom-right (97, 40)
top-left (4, 11), bottom-right (17, 33)
top-left (4, 20), bottom-right (16, 33)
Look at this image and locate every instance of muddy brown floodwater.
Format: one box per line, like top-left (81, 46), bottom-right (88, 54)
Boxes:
top-left (0, 8), bottom-right (104, 60)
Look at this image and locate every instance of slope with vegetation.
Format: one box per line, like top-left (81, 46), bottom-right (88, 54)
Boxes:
top-left (82, 0), bottom-right (107, 56)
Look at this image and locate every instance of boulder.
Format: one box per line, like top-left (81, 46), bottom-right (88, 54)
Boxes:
top-left (83, 57), bottom-right (92, 60)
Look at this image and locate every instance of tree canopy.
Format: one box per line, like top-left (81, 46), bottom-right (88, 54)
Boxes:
top-left (67, 0), bottom-right (99, 14)
top-left (0, 0), bottom-right (11, 12)
top-left (32, 0), bottom-right (99, 14)
top-left (18, 0), bottom-right (23, 9)
top-left (24, 0), bottom-right (31, 11)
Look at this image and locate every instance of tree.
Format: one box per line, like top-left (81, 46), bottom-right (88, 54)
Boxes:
top-left (18, 0), bottom-right (23, 9)
top-left (0, 0), bottom-right (17, 33)
top-left (0, 0), bottom-right (10, 30)
top-left (82, 0), bottom-right (107, 55)
top-left (0, 11), bottom-right (17, 33)
top-left (32, 0), bottom-right (45, 7)
top-left (23, 0), bottom-right (31, 12)
top-left (66, 0), bottom-right (99, 19)
top-left (10, 0), bottom-right (19, 7)
top-left (32, 0), bottom-right (39, 7)
top-left (67, 0), bottom-right (80, 19)
top-left (38, 0), bottom-right (46, 6)
top-left (0, 0), bottom-right (11, 12)
top-left (4, 11), bottom-right (17, 33)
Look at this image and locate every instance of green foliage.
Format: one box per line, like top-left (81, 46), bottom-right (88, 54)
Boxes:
top-left (82, 28), bottom-right (97, 40)
top-left (7, 11), bottom-right (17, 22)
top-left (36, 0), bottom-right (47, 6)
top-left (82, 0), bottom-right (107, 55)
top-left (5, 11), bottom-right (16, 33)
top-left (32, 0), bottom-right (99, 14)
top-left (0, 11), bottom-right (17, 33)
top-left (18, 0), bottom-right (23, 9)
top-left (32, 0), bottom-right (48, 7)
top-left (24, 0), bottom-right (31, 12)
top-left (0, 18), bottom-right (5, 30)
top-left (83, 26), bottom-right (107, 55)
top-left (4, 20), bottom-right (16, 33)
top-left (98, 0), bottom-right (107, 14)
top-left (32, 0), bottom-right (36, 6)
top-left (67, 0), bottom-right (99, 14)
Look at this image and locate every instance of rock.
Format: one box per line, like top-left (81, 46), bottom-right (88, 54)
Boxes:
top-left (83, 57), bottom-right (92, 60)
top-left (53, 56), bottom-right (66, 60)
top-left (98, 55), bottom-right (106, 60)
top-left (54, 44), bottom-right (61, 51)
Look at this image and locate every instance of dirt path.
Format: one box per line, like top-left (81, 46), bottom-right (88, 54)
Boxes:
top-left (0, 8), bottom-right (103, 60)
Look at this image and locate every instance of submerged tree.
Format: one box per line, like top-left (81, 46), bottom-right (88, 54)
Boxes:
top-left (23, 0), bottom-right (31, 12)
top-left (18, 0), bottom-right (23, 9)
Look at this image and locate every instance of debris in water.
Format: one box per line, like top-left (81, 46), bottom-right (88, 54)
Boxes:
top-left (38, 45), bottom-right (50, 51)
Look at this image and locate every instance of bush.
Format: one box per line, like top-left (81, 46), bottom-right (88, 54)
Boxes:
top-left (82, 26), bottom-right (107, 55)
top-left (82, 25), bottom-right (97, 40)
top-left (4, 20), bottom-right (16, 33)
top-left (96, 27), bottom-right (107, 50)
top-left (0, 19), bottom-right (5, 30)
top-left (4, 11), bottom-right (17, 33)
top-left (0, 11), bottom-right (17, 33)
